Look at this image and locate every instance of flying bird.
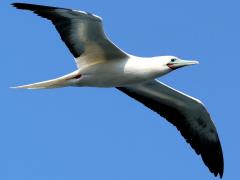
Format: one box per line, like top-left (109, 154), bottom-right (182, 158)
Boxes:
top-left (12, 3), bottom-right (224, 178)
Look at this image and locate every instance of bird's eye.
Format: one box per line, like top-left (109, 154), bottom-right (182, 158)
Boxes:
top-left (171, 58), bottom-right (176, 62)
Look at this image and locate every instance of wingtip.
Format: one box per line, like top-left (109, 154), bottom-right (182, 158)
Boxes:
top-left (215, 171), bottom-right (223, 179)
top-left (11, 2), bottom-right (62, 11)
top-left (209, 141), bottom-right (224, 178)
top-left (220, 173), bottom-right (223, 178)
top-left (11, 2), bottom-right (44, 10)
top-left (11, 3), bottom-right (29, 10)
top-left (11, 2), bottom-right (24, 8)
top-left (215, 172), bottom-right (223, 179)
top-left (219, 164), bottom-right (224, 178)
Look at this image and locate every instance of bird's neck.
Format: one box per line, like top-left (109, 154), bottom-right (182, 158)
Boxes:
top-left (125, 56), bottom-right (172, 80)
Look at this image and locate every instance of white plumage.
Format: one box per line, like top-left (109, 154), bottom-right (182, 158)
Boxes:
top-left (12, 3), bottom-right (223, 178)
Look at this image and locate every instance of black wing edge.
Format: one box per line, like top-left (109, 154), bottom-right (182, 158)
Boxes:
top-left (12, 2), bottom-right (96, 16)
top-left (12, 3), bottom-right (68, 11)
top-left (11, 3), bottom-right (100, 22)
top-left (116, 81), bottom-right (224, 178)
top-left (11, 2), bottom-right (84, 58)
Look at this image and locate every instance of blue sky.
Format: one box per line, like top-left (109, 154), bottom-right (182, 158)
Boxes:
top-left (1, 0), bottom-right (239, 179)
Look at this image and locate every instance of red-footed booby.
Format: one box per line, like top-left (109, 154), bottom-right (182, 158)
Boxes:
top-left (12, 3), bottom-right (224, 178)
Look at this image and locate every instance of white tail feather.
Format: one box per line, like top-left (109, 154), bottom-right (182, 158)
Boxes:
top-left (11, 70), bottom-right (81, 89)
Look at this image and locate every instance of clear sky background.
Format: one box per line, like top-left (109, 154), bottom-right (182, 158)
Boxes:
top-left (1, 0), bottom-right (239, 179)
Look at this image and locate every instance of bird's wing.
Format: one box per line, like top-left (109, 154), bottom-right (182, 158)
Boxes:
top-left (12, 3), bottom-right (128, 68)
top-left (117, 80), bottom-right (224, 178)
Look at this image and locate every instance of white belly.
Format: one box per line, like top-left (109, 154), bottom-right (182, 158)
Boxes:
top-left (75, 57), bottom-right (171, 87)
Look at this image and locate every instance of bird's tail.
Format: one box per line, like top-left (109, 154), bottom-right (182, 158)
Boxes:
top-left (11, 70), bottom-right (81, 89)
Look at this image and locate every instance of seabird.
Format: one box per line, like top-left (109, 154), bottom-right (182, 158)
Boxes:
top-left (12, 3), bottom-right (224, 178)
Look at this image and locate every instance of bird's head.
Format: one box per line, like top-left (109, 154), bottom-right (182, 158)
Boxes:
top-left (165, 56), bottom-right (199, 70)
top-left (141, 56), bottom-right (199, 80)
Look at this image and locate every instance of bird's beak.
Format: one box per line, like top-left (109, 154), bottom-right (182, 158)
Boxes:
top-left (167, 59), bottom-right (199, 70)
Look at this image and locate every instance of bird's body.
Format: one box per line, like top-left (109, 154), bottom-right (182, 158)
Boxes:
top-left (14, 55), bottom-right (174, 89)
top-left (12, 2), bottom-right (224, 178)
top-left (73, 56), bottom-right (172, 87)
